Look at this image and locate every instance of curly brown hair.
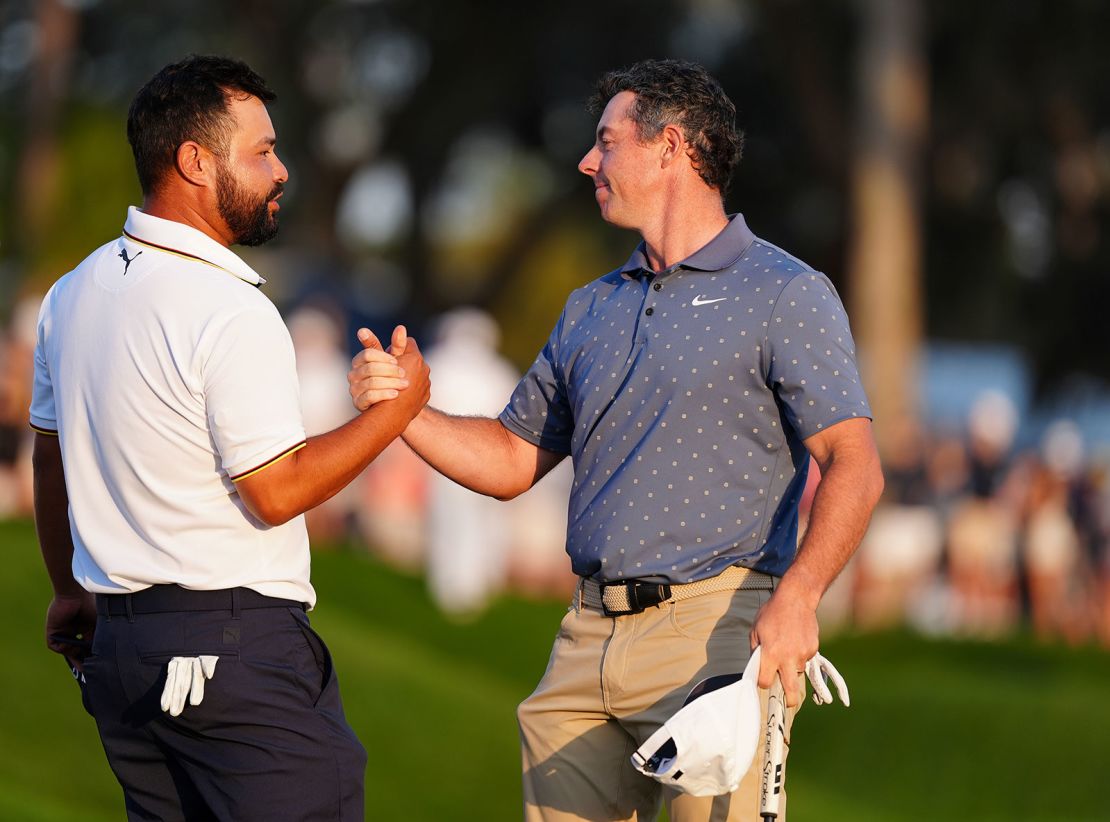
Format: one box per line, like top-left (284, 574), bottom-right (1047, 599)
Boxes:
top-left (589, 59), bottom-right (743, 194)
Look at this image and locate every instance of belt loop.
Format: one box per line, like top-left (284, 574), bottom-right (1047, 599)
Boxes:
top-left (124, 593), bottom-right (134, 623)
top-left (232, 588), bottom-right (241, 620)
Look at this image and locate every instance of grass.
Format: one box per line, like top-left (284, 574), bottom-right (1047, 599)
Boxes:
top-left (3, 517), bottom-right (1108, 820)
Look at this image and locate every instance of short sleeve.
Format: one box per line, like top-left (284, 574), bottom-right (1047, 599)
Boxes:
top-left (29, 290), bottom-right (57, 434)
top-left (204, 303), bottom-right (307, 480)
top-left (498, 319), bottom-right (574, 455)
top-left (765, 273), bottom-right (872, 439)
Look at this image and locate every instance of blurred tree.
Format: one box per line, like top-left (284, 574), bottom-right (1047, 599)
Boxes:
top-left (1, 0), bottom-right (1108, 406)
top-left (846, 0), bottom-right (927, 456)
top-left (5, 0), bottom-right (78, 295)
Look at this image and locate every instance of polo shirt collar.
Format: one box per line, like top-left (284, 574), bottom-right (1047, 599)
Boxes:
top-left (122, 206), bottom-right (266, 286)
top-left (619, 213), bottom-right (756, 279)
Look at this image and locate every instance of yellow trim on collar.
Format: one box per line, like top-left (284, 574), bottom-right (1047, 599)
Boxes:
top-left (121, 231), bottom-right (262, 287)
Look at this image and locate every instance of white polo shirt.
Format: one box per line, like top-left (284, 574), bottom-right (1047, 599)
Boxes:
top-left (30, 207), bottom-right (316, 606)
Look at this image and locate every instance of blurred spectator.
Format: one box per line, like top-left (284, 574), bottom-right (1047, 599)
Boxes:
top-left (288, 301), bottom-right (357, 541)
top-left (504, 460), bottom-right (576, 601)
top-left (945, 391), bottom-right (1021, 636)
top-left (0, 295), bottom-right (41, 517)
top-left (422, 308), bottom-right (520, 616)
top-left (1020, 456), bottom-right (1083, 640)
top-left (355, 431), bottom-right (430, 572)
top-left (852, 418), bottom-right (944, 629)
top-left (421, 308), bottom-right (574, 615)
top-left (1018, 421), bottom-right (1095, 642)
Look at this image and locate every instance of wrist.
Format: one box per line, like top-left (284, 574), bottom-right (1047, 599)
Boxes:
top-left (774, 566), bottom-right (825, 612)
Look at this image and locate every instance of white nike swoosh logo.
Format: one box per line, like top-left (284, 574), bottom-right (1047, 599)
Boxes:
top-left (691, 295), bottom-right (726, 306)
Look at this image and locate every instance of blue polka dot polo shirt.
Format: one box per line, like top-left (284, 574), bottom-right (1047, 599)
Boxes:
top-left (499, 214), bottom-right (872, 583)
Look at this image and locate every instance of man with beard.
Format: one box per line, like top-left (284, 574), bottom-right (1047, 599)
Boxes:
top-left (30, 55), bottom-right (426, 820)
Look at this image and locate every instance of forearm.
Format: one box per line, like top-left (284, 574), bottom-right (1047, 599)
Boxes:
top-left (402, 407), bottom-right (558, 500)
top-left (237, 399), bottom-right (420, 525)
top-left (777, 447), bottom-right (884, 609)
top-left (31, 434), bottom-right (83, 598)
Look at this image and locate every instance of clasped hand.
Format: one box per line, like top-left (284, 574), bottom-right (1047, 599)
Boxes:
top-left (348, 325), bottom-right (430, 412)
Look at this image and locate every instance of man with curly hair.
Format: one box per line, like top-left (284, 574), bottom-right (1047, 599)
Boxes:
top-left (352, 58), bottom-right (883, 821)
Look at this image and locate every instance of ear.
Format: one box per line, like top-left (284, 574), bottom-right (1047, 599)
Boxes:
top-left (174, 140), bottom-right (218, 188)
top-left (659, 123), bottom-right (687, 169)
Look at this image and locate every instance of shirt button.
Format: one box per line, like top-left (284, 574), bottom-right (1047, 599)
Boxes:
top-left (645, 307), bottom-right (654, 316)
top-left (653, 282), bottom-right (662, 291)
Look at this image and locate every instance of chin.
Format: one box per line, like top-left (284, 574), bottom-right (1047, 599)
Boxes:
top-left (599, 207), bottom-right (635, 229)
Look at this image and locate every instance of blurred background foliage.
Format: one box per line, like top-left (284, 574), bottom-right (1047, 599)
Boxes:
top-left (2, 0), bottom-right (1109, 421)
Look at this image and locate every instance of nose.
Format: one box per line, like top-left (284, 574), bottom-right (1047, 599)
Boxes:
top-left (578, 145), bottom-right (599, 177)
top-left (273, 152), bottom-right (290, 184)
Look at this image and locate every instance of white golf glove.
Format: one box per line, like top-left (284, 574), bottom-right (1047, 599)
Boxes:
top-left (160, 655), bottom-right (219, 717)
top-left (804, 653), bottom-right (850, 707)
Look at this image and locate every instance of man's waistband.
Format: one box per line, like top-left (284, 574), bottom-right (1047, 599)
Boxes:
top-left (579, 565), bottom-right (774, 617)
top-left (96, 584), bottom-right (306, 617)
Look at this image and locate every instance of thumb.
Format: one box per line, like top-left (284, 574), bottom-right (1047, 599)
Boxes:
top-left (390, 325), bottom-right (408, 356)
top-left (357, 327), bottom-right (384, 351)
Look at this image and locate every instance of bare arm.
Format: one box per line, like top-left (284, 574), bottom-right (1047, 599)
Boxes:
top-left (348, 327), bottom-right (565, 500)
top-left (402, 407), bottom-right (564, 500)
top-left (751, 417), bottom-right (884, 705)
top-left (32, 433), bottom-right (96, 666)
top-left (235, 338), bottom-right (430, 526)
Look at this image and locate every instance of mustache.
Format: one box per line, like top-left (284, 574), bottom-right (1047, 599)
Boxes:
top-left (267, 182), bottom-right (284, 201)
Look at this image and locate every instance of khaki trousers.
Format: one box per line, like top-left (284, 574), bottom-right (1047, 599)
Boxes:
top-left (518, 579), bottom-right (801, 822)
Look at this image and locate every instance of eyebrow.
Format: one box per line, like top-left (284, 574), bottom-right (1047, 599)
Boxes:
top-left (256, 136), bottom-right (276, 148)
top-left (596, 125), bottom-right (614, 140)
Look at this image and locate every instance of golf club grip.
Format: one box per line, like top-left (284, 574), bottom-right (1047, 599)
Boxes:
top-left (759, 677), bottom-right (786, 819)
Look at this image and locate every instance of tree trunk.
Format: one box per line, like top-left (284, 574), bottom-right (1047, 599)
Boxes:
top-left (847, 0), bottom-right (928, 456)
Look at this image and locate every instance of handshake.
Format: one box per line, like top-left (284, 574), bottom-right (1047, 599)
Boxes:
top-left (347, 325), bottom-right (431, 414)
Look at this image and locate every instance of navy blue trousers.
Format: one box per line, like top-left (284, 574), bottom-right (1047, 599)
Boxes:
top-left (83, 587), bottom-right (367, 822)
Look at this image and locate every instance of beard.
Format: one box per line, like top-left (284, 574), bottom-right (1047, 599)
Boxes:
top-left (216, 164), bottom-right (282, 247)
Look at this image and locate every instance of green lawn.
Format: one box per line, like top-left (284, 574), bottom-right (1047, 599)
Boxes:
top-left (3, 517), bottom-right (1107, 821)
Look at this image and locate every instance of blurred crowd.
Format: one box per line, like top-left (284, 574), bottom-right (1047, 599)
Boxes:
top-left (820, 391), bottom-right (1110, 646)
top-left (4, 297), bottom-right (1110, 639)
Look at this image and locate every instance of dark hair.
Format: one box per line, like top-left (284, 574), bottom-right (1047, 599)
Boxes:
top-left (127, 55), bottom-right (276, 195)
top-left (589, 59), bottom-right (743, 194)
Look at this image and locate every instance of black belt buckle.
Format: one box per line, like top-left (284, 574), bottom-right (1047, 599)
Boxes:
top-left (600, 580), bottom-right (672, 617)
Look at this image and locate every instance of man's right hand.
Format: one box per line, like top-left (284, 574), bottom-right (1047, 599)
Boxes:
top-left (347, 326), bottom-right (410, 408)
top-left (350, 326), bottom-right (430, 416)
top-left (46, 591), bottom-right (96, 672)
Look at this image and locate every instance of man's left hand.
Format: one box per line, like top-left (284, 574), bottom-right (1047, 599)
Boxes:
top-left (749, 584), bottom-right (819, 708)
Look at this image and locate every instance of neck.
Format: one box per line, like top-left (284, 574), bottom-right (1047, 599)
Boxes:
top-left (639, 190), bottom-right (729, 272)
top-left (141, 191), bottom-right (233, 248)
